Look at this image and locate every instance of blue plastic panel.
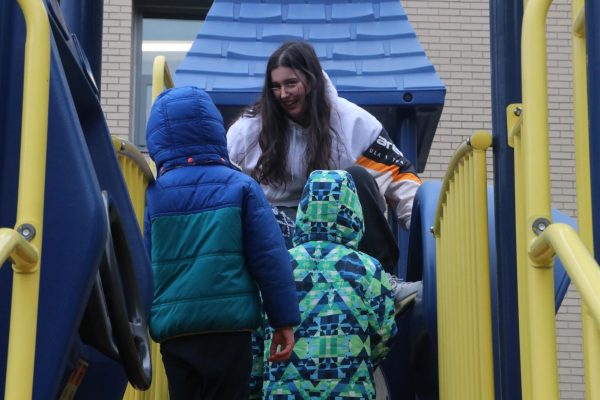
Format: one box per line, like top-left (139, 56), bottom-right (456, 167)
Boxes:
top-left (355, 20), bottom-right (415, 39)
top-left (226, 41), bottom-right (282, 59)
top-left (200, 21), bottom-right (258, 40)
top-left (378, 1), bottom-right (409, 21)
top-left (188, 39), bottom-right (227, 57)
top-left (0, 4), bottom-right (108, 397)
top-left (176, 0), bottom-right (443, 102)
top-left (239, 3), bottom-right (282, 21)
top-left (206, 1), bottom-right (236, 20)
top-left (332, 41), bottom-right (385, 59)
top-left (362, 56), bottom-right (434, 75)
top-left (287, 4), bottom-right (326, 22)
top-left (261, 23), bottom-right (305, 41)
top-left (331, 3), bottom-right (375, 22)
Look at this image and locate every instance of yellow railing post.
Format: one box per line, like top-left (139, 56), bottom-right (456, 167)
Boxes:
top-left (3, 0), bottom-right (51, 398)
top-left (571, 0), bottom-right (600, 397)
top-left (151, 56), bottom-right (174, 103)
top-left (515, 0), bottom-right (560, 398)
top-left (433, 131), bottom-right (494, 400)
top-left (120, 54), bottom-right (172, 400)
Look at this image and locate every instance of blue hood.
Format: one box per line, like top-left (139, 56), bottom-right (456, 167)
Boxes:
top-left (146, 86), bottom-right (229, 175)
top-left (293, 170), bottom-right (364, 249)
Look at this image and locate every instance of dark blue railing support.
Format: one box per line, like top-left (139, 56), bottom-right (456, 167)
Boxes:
top-left (586, 0), bottom-right (600, 260)
top-left (489, 0), bottom-right (523, 399)
top-left (395, 114), bottom-right (418, 280)
top-left (61, 0), bottom-right (104, 91)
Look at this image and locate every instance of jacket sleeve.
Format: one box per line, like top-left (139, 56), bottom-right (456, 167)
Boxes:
top-left (226, 118), bottom-right (245, 166)
top-left (364, 258), bottom-right (398, 366)
top-left (354, 129), bottom-right (422, 229)
top-left (242, 179), bottom-right (301, 329)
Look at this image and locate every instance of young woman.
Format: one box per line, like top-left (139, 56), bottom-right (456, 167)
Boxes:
top-left (228, 41), bottom-right (423, 398)
top-left (226, 41), bottom-right (422, 238)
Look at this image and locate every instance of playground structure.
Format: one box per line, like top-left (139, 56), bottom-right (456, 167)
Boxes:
top-left (0, 0), bottom-right (599, 399)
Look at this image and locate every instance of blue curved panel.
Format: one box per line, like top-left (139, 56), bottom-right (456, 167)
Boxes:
top-left (1, 1), bottom-right (154, 397)
top-left (0, 2), bottom-right (107, 398)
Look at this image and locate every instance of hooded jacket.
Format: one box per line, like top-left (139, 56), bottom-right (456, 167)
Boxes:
top-left (262, 170), bottom-right (398, 399)
top-left (144, 86), bottom-right (300, 342)
top-left (227, 73), bottom-right (421, 229)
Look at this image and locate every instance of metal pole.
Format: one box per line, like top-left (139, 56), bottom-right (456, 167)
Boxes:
top-left (586, 0), bottom-right (600, 259)
top-left (488, 0), bottom-right (523, 398)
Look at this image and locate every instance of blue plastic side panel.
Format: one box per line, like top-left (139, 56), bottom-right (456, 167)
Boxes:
top-left (0, 1), bottom-right (23, 390)
top-left (1, 2), bottom-right (154, 397)
top-left (33, 44), bottom-right (109, 399)
top-left (0, 2), bottom-right (107, 398)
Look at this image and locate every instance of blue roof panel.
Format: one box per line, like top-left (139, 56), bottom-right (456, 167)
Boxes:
top-left (173, 0), bottom-right (446, 172)
top-left (205, 2), bottom-right (236, 21)
top-left (226, 41), bottom-right (282, 59)
top-left (286, 4), bottom-right (327, 22)
top-left (199, 21), bottom-right (258, 40)
top-left (238, 3), bottom-right (282, 22)
top-left (332, 41), bottom-right (385, 59)
top-left (378, 1), bottom-right (409, 20)
top-left (355, 20), bottom-right (415, 39)
top-left (175, 0), bottom-right (445, 105)
top-left (362, 56), bottom-right (434, 75)
top-left (330, 3), bottom-right (375, 22)
top-left (307, 23), bottom-right (352, 41)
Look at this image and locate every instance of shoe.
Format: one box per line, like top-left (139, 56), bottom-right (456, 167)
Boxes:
top-left (386, 274), bottom-right (422, 315)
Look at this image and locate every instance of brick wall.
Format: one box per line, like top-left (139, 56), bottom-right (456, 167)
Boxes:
top-left (101, 0), bottom-right (133, 140)
top-left (100, 0), bottom-right (584, 398)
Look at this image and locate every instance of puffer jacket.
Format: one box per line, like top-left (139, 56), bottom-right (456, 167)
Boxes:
top-left (262, 170), bottom-right (398, 399)
top-left (144, 86), bottom-right (300, 343)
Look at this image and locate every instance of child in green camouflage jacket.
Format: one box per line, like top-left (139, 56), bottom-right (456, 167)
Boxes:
top-left (260, 170), bottom-right (398, 399)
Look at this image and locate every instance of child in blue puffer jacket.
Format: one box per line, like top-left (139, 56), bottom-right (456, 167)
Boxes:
top-left (144, 86), bottom-right (301, 400)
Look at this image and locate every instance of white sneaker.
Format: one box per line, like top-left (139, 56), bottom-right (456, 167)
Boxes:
top-left (387, 274), bottom-right (422, 315)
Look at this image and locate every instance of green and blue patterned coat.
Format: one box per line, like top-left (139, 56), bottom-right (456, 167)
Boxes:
top-left (263, 170), bottom-right (398, 399)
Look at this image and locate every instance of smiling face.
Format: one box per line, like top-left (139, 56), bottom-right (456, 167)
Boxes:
top-left (270, 66), bottom-right (309, 124)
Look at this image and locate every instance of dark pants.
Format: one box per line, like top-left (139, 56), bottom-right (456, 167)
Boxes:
top-left (160, 332), bottom-right (252, 400)
top-left (346, 166), bottom-right (400, 274)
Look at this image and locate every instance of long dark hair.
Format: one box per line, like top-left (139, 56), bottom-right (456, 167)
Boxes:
top-left (247, 41), bottom-right (334, 187)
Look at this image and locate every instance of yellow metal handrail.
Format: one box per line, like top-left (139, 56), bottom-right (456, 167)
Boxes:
top-left (121, 56), bottom-right (173, 400)
top-left (432, 131), bottom-right (494, 400)
top-left (0, 229), bottom-right (38, 270)
top-left (2, 0), bottom-right (51, 398)
top-left (513, 0), bottom-right (559, 398)
top-left (571, 0), bottom-right (600, 397)
top-left (529, 224), bottom-right (600, 328)
top-left (113, 138), bottom-right (167, 400)
top-left (573, 5), bottom-right (586, 37)
top-left (151, 56), bottom-right (174, 103)
top-left (112, 137), bottom-right (155, 231)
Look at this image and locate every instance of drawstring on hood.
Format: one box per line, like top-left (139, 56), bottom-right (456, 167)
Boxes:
top-left (293, 170), bottom-right (364, 249)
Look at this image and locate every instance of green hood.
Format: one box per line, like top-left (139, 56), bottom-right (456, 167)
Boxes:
top-left (293, 170), bottom-right (364, 249)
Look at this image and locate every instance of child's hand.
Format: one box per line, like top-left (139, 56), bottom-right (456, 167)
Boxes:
top-left (268, 327), bottom-right (295, 362)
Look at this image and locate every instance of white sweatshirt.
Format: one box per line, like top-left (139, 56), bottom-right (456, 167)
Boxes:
top-left (227, 74), bottom-right (421, 229)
